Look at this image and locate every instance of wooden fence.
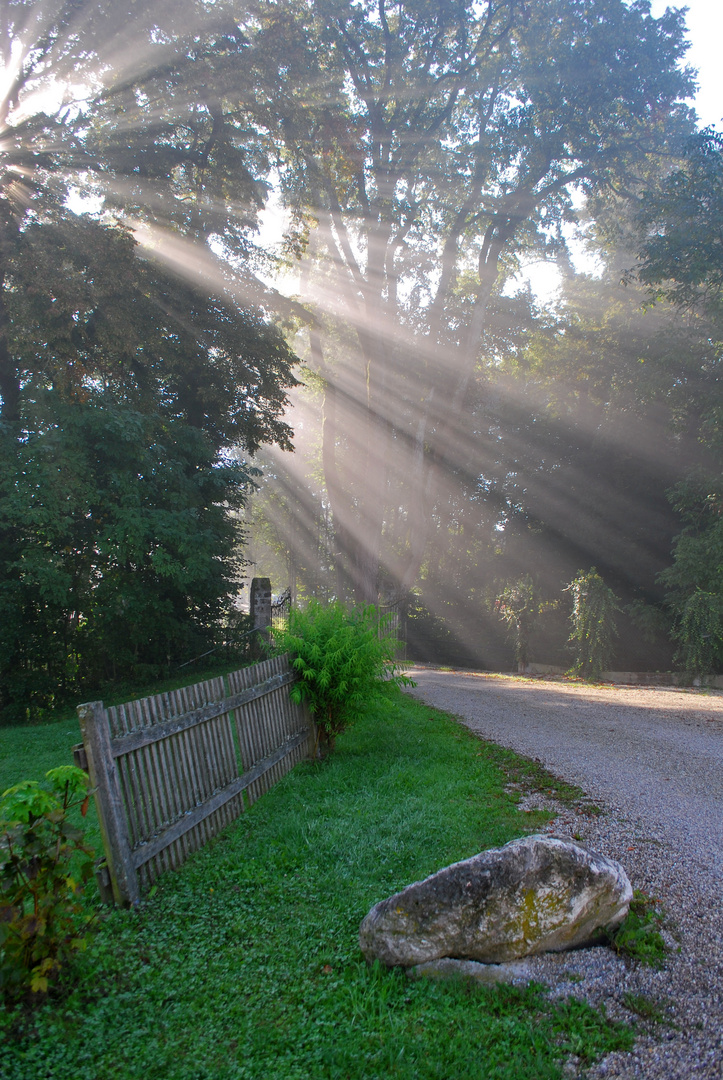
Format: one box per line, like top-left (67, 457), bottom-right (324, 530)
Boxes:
top-left (76, 654), bottom-right (313, 906)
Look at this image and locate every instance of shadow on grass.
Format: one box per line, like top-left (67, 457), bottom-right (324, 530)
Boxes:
top-left (0, 688), bottom-right (634, 1080)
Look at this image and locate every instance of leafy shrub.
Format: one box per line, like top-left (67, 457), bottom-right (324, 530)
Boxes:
top-left (272, 600), bottom-right (414, 750)
top-left (0, 766), bottom-right (95, 1002)
top-left (565, 568), bottom-right (621, 680)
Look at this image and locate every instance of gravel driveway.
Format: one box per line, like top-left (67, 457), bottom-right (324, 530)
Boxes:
top-left (409, 668), bottom-right (723, 874)
top-left (408, 667), bottom-right (723, 1079)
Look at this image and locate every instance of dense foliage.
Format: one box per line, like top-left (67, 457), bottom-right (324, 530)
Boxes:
top-left (494, 576), bottom-right (557, 670)
top-left (240, 0), bottom-right (723, 675)
top-left (0, 398), bottom-right (261, 718)
top-left (631, 132), bottom-right (723, 673)
top-left (0, 6), bottom-right (300, 720)
top-left (239, 0), bottom-right (695, 604)
top-left (635, 130), bottom-right (723, 317)
top-left (566, 569), bottom-right (621, 680)
top-left (671, 588), bottom-right (723, 678)
top-left (273, 601), bottom-right (413, 748)
top-left (0, 766), bottom-right (94, 1002)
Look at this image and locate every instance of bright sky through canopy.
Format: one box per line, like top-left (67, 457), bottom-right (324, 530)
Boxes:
top-left (650, 0), bottom-right (723, 129)
top-left (518, 1), bottom-right (722, 303)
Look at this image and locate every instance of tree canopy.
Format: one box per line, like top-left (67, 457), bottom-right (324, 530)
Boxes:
top-left (0, 1), bottom-right (301, 719)
top-left (236, 0), bottom-right (696, 603)
top-left (239, 0), bottom-right (723, 673)
top-left (630, 131), bottom-right (723, 672)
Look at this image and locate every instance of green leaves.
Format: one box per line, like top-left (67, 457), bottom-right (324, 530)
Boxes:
top-left (0, 399), bottom-right (257, 719)
top-left (0, 5), bottom-right (302, 721)
top-left (0, 768), bottom-right (94, 1003)
top-left (45, 767), bottom-right (91, 802)
top-left (673, 589), bottom-right (723, 677)
top-left (606, 892), bottom-right (668, 969)
top-left (0, 782), bottom-right (58, 825)
top-left (273, 600), bottom-right (414, 743)
top-left (494, 576), bottom-right (557, 668)
top-left (635, 131), bottom-right (723, 318)
top-left (659, 474), bottom-right (723, 675)
top-left (565, 568), bottom-right (621, 680)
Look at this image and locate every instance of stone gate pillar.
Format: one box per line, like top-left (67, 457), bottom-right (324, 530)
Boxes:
top-left (250, 577), bottom-right (272, 639)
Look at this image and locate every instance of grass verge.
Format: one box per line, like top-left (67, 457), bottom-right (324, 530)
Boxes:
top-left (0, 689), bottom-right (634, 1079)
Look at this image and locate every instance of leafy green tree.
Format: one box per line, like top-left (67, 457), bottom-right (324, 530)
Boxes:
top-left (631, 131), bottom-right (723, 670)
top-left (659, 476), bottom-right (723, 674)
top-left (635, 130), bottom-right (723, 318)
top-left (0, 229), bottom-right (297, 717)
top-left (565, 568), bottom-right (621, 680)
top-left (672, 589), bottom-right (723, 677)
top-left (494, 575), bottom-right (556, 671)
top-left (0, 396), bottom-right (262, 720)
top-left (0, 4), bottom-right (301, 718)
top-left (241, 0), bottom-right (695, 603)
top-left (484, 257), bottom-right (704, 602)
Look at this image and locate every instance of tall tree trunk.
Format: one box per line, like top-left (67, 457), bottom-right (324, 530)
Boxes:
top-left (0, 267), bottom-right (20, 425)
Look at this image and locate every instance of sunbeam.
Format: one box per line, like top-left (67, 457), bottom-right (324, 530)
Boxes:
top-left (1, 0), bottom-right (719, 688)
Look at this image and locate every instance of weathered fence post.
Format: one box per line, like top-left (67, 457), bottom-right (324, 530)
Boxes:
top-left (250, 577), bottom-right (272, 654)
top-left (77, 700), bottom-right (139, 906)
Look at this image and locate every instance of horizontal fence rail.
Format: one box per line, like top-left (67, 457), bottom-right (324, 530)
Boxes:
top-left (77, 654), bottom-right (313, 905)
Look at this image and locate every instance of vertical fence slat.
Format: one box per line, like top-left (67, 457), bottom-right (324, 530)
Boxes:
top-left (138, 698), bottom-right (162, 839)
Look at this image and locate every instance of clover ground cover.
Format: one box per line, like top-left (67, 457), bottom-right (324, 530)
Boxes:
top-left (0, 689), bottom-right (633, 1079)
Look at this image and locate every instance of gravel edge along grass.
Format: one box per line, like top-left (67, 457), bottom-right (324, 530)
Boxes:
top-left (0, 688), bottom-right (636, 1080)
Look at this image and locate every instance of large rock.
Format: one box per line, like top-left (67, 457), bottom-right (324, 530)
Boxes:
top-left (359, 835), bottom-right (632, 967)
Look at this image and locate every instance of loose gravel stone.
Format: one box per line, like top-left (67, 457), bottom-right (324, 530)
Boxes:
top-left (408, 668), bottom-right (723, 1080)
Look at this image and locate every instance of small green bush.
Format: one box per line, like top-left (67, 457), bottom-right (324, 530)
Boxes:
top-left (0, 766), bottom-right (95, 1002)
top-left (272, 600), bottom-right (414, 749)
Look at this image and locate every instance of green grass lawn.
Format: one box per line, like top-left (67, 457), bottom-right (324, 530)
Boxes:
top-left (0, 717), bottom-right (82, 790)
top-left (0, 689), bottom-right (633, 1080)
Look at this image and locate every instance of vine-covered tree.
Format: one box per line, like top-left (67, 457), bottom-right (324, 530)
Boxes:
top-left (566, 567), bottom-right (621, 679)
top-left (494, 574), bottom-right (556, 670)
